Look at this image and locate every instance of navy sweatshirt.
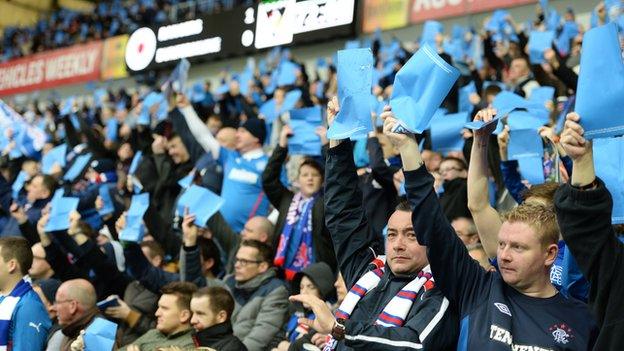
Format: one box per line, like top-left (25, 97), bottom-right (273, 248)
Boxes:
top-left (405, 166), bottom-right (598, 350)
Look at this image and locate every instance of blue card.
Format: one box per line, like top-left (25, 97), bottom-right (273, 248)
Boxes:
top-left (345, 40), bottom-right (360, 50)
top-left (96, 298), bottom-right (120, 311)
top-left (421, 21), bottom-right (443, 46)
top-left (98, 185), bottom-right (115, 217)
top-left (11, 171), bottom-right (27, 200)
top-left (529, 86), bottom-right (555, 107)
top-left (328, 48), bottom-right (374, 139)
top-left (492, 91), bottom-right (547, 121)
top-left (259, 99), bottom-right (278, 123)
top-left (177, 172), bottom-right (194, 189)
top-left (508, 129), bottom-right (543, 160)
top-left (458, 81), bottom-right (477, 113)
top-left (60, 97), bottom-right (75, 116)
top-left (528, 31), bottom-right (555, 64)
top-left (288, 106), bottom-right (323, 156)
top-left (128, 151), bottom-right (143, 175)
top-left (42, 144), bottom-right (67, 175)
top-left (105, 119), bottom-right (118, 142)
top-left (430, 111), bottom-right (468, 154)
top-left (507, 110), bottom-right (547, 130)
top-left (177, 185), bottom-right (224, 227)
top-left (389, 43), bottom-right (460, 134)
top-left (190, 82), bottom-right (206, 103)
top-left (593, 137), bottom-right (624, 224)
top-left (45, 196), bottom-right (80, 232)
top-left (277, 61), bottom-right (299, 87)
top-left (575, 22), bottom-right (624, 139)
top-left (63, 153), bottom-right (92, 182)
top-left (84, 317), bottom-right (118, 351)
top-left (119, 193), bottom-right (150, 242)
top-left (518, 157), bottom-right (545, 185)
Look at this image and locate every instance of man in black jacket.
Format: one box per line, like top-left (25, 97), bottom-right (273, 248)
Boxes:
top-left (291, 99), bottom-right (457, 350)
top-left (190, 286), bottom-right (247, 350)
top-left (554, 112), bottom-right (624, 349)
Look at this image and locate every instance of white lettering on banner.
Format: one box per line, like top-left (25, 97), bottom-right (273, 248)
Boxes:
top-left (489, 325), bottom-right (555, 351)
top-left (157, 19), bottom-right (203, 41)
top-left (228, 167), bottom-right (259, 184)
top-left (293, 0), bottom-right (355, 34)
top-left (155, 37), bottom-right (222, 63)
top-left (45, 50), bottom-right (99, 81)
top-left (412, 0), bottom-right (462, 11)
top-left (0, 60), bottom-right (45, 90)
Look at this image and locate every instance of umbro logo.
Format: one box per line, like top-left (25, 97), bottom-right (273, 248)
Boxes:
top-left (494, 303), bottom-right (512, 317)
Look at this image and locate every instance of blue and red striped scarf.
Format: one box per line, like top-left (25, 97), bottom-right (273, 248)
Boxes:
top-left (274, 192), bottom-right (318, 280)
top-left (324, 257), bottom-right (435, 350)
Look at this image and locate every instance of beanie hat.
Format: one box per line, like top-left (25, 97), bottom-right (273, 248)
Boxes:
top-left (90, 159), bottom-right (116, 174)
top-left (37, 278), bottom-right (62, 304)
top-left (241, 118), bottom-right (267, 145)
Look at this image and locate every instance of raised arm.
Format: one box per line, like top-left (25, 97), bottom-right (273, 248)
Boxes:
top-left (467, 108), bottom-right (503, 258)
top-left (178, 103), bottom-right (220, 159)
top-left (262, 126), bottom-right (293, 208)
top-left (554, 113), bottom-right (623, 318)
top-left (381, 109), bottom-right (490, 312)
top-left (324, 97), bottom-right (378, 288)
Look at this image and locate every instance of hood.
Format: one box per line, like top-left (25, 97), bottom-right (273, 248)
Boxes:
top-left (292, 262), bottom-right (336, 301)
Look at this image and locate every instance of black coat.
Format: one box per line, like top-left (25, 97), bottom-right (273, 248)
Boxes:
top-left (193, 321), bottom-right (247, 351)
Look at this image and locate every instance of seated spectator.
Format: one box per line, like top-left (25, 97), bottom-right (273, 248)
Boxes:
top-left (227, 240), bottom-right (289, 351)
top-left (47, 279), bottom-right (98, 350)
top-left (122, 281), bottom-right (197, 350)
top-left (190, 286), bottom-right (247, 350)
top-left (0, 237), bottom-right (51, 350)
top-left (262, 125), bottom-right (336, 280)
top-left (29, 242), bottom-right (55, 281)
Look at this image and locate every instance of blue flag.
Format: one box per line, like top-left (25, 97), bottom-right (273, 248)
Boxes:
top-left (98, 185), bottom-right (115, 217)
top-left (528, 31), bottom-right (555, 64)
top-left (84, 317), bottom-right (118, 351)
top-left (42, 144), bottom-right (67, 175)
top-left (120, 193), bottom-right (150, 242)
top-left (508, 129), bottom-right (543, 160)
top-left (45, 196), bottom-right (80, 232)
top-left (288, 106), bottom-right (323, 156)
top-left (594, 137), bottom-right (624, 224)
top-left (177, 185), bottom-right (224, 227)
top-left (389, 44), bottom-right (460, 134)
top-left (63, 153), bottom-right (92, 182)
top-left (576, 22), bottom-right (624, 139)
top-left (430, 111), bottom-right (468, 154)
top-left (328, 48), bottom-right (374, 139)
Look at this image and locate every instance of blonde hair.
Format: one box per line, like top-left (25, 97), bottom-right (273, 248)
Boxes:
top-left (501, 203), bottom-right (559, 247)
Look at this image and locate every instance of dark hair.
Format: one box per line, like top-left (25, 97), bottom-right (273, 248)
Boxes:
top-left (395, 196), bottom-right (411, 212)
top-left (484, 84), bottom-right (502, 98)
top-left (140, 241), bottom-right (165, 261)
top-left (161, 282), bottom-right (198, 311)
top-left (521, 182), bottom-right (559, 204)
top-left (198, 237), bottom-right (222, 277)
top-left (299, 158), bottom-right (324, 180)
top-left (441, 156), bottom-right (467, 171)
top-left (240, 239), bottom-right (273, 264)
top-left (0, 237), bottom-right (32, 275)
top-left (193, 287), bottom-right (235, 319)
top-left (39, 174), bottom-right (57, 196)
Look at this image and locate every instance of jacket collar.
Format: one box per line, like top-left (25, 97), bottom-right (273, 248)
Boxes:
top-left (241, 148), bottom-right (264, 161)
top-left (192, 322), bottom-right (234, 345)
top-left (235, 268), bottom-right (276, 291)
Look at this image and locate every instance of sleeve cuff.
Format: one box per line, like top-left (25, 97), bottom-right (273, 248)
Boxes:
top-left (564, 177), bottom-right (608, 202)
top-left (327, 139), bottom-right (353, 156)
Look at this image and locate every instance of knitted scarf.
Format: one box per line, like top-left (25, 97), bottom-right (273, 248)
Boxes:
top-left (0, 278), bottom-right (33, 350)
top-left (274, 192), bottom-right (317, 280)
top-left (324, 258), bottom-right (435, 351)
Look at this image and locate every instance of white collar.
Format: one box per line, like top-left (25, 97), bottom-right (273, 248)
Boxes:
top-left (241, 148), bottom-right (264, 160)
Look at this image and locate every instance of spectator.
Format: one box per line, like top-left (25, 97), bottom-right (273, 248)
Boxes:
top-left (438, 156), bottom-right (471, 221)
top-left (46, 279), bottom-right (98, 350)
top-left (32, 278), bottom-right (61, 321)
top-left (1, 174), bottom-right (55, 237)
top-left (508, 57), bottom-right (540, 98)
top-left (0, 237), bottom-right (51, 350)
top-left (554, 112), bottom-right (624, 349)
top-left (190, 286), bottom-right (247, 350)
top-left (298, 100), bottom-right (457, 350)
top-left (227, 240), bottom-right (289, 351)
top-left (29, 242), bottom-right (55, 281)
top-left (262, 125), bottom-right (336, 280)
top-left (451, 216), bottom-right (479, 246)
top-left (122, 281), bottom-right (197, 350)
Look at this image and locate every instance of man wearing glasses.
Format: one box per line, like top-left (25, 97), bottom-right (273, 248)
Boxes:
top-left (46, 279), bottom-right (96, 350)
top-left (225, 239), bottom-right (289, 351)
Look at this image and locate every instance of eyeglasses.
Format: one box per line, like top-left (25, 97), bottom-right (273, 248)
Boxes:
top-left (234, 258), bottom-right (262, 267)
top-left (54, 299), bottom-right (75, 306)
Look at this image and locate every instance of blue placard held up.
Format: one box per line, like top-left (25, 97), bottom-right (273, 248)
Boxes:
top-left (430, 111), bottom-right (469, 154)
top-left (84, 317), bottom-right (118, 351)
top-left (288, 106), bottom-right (323, 156)
top-left (593, 137), bottom-right (624, 224)
top-left (389, 43), bottom-right (460, 134)
top-left (119, 193), bottom-right (150, 242)
top-left (508, 129), bottom-right (544, 160)
top-left (576, 22), bottom-right (624, 139)
top-left (45, 196), bottom-right (80, 232)
top-left (63, 153), bottom-right (92, 183)
top-left (177, 185), bottom-right (225, 227)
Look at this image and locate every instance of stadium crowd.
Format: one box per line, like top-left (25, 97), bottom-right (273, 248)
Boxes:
top-left (0, 0), bottom-right (623, 350)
